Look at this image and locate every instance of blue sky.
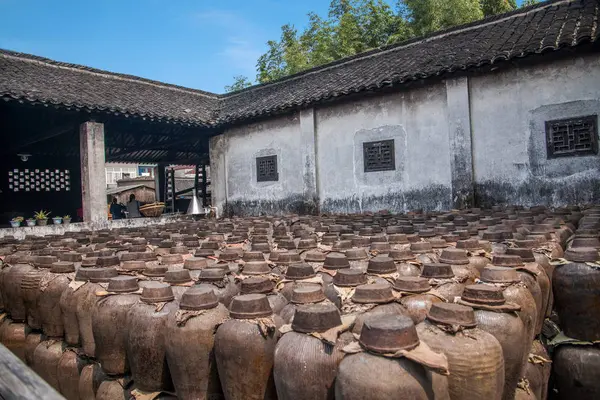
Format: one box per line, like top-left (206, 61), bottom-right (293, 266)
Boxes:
top-left (0, 0), bottom-right (525, 94)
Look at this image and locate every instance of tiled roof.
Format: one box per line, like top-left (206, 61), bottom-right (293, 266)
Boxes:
top-left (0, 0), bottom-right (598, 127)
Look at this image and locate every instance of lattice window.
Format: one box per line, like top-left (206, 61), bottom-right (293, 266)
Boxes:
top-left (363, 140), bottom-right (395, 172)
top-left (256, 155), bottom-right (278, 182)
top-left (7, 169), bottom-right (71, 193)
top-left (546, 115), bottom-right (598, 158)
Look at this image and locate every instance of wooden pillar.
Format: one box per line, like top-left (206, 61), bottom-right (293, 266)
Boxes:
top-left (201, 164), bottom-right (208, 207)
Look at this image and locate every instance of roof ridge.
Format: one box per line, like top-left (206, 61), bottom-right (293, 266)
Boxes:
top-left (222, 0), bottom-right (573, 98)
top-left (0, 49), bottom-right (221, 100)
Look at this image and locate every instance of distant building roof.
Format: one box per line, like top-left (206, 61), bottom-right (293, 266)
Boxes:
top-left (107, 184), bottom-right (154, 195)
top-left (1, 0), bottom-right (597, 126)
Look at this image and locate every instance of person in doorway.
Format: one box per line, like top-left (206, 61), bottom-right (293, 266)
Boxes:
top-left (109, 198), bottom-right (125, 220)
top-left (127, 194), bottom-right (143, 218)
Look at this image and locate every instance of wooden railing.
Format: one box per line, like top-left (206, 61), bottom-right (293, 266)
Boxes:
top-left (0, 344), bottom-right (64, 400)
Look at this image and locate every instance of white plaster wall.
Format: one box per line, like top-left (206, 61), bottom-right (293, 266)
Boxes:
top-left (315, 83), bottom-right (453, 213)
top-left (470, 53), bottom-right (600, 205)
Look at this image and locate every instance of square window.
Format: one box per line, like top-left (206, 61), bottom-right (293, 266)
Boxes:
top-left (256, 155), bottom-right (278, 182)
top-left (363, 140), bottom-right (395, 172)
top-left (546, 115), bottom-right (598, 158)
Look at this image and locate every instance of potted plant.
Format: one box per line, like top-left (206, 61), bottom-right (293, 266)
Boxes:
top-left (34, 210), bottom-right (51, 226)
top-left (10, 216), bottom-right (24, 228)
top-left (63, 215), bottom-right (71, 225)
top-left (26, 218), bottom-right (36, 227)
top-left (53, 215), bottom-right (63, 225)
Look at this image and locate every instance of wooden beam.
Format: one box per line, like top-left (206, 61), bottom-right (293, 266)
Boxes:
top-left (10, 123), bottom-right (75, 150)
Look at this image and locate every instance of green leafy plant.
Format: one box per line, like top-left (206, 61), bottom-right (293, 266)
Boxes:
top-left (34, 210), bottom-right (51, 220)
top-left (63, 215), bottom-right (71, 219)
top-left (11, 216), bottom-right (24, 222)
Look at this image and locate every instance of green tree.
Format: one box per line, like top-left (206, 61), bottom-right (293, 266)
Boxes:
top-left (481, 0), bottom-right (517, 17)
top-left (224, 75), bottom-right (252, 92)
top-left (521, 0), bottom-right (539, 6)
top-left (402, 0), bottom-right (483, 36)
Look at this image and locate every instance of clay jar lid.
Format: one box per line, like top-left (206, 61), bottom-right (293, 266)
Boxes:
top-left (421, 263), bottom-right (454, 279)
top-left (297, 239), bottom-right (317, 250)
top-left (252, 243), bottom-right (271, 252)
top-left (60, 252), bottom-right (82, 262)
top-left (229, 294), bottom-right (273, 319)
top-left (277, 252), bottom-right (302, 265)
top-left (143, 265), bottom-right (168, 277)
top-left (285, 263), bottom-right (316, 280)
top-left (393, 276), bottom-right (432, 293)
top-left (482, 231), bottom-right (504, 242)
top-left (268, 250), bottom-right (286, 262)
top-left (96, 255), bottom-right (119, 267)
top-left (180, 286), bottom-right (219, 310)
top-left (360, 314), bottom-right (419, 353)
top-left (492, 254), bottom-right (523, 267)
top-left (184, 257), bottom-right (210, 270)
top-left (199, 268), bottom-right (227, 281)
top-left (242, 261), bottom-right (271, 275)
top-left (333, 269), bottom-right (368, 287)
top-left (50, 261), bottom-right (75, 274)
top-left (87, 267), bottom-right (119, 283)
top-left (132, 237), bottom-right (147, 245)
top-left (388, 249), bottom-right (414, 262)
top-left (352, 237), bottom-right (371, 247)
top-left (367, 256), bottom-right (396, 274)
top-left (35, 255), bottom-right (58, 268)
top-left (411, 242), bottom-right (433, 254)
top-left (107, 276), bottom-right (139, 293)
top-left (121, 260), bottom-right (147, 271)
top-left (456, 239), bottom-right (482, 250)
top-left (242, 251), bottom-right (265, 262)
top-left (81, 257), bottom-right (98, 268)
top-left (304, 251), bottom-right (326, 262)
top-left (292, 303), bottom-right (342, 333)
top-left (505, 248), bottom-right (536, 262)
top-left (201, 241), bottom-right (220, 250)
top-left (388, 234), bottom-right (409, 244)
top-left (220, 249), bottom-right (241, 262)
top-left (570, 237), bottom-right (600, 249)
top-left (161, 254), bottom-right (184, 265)
top-left (461, 285), bottom-right (506, 305)
top-left (438, 248), bottom-right (469, 265)
top-left (195, 249), bottom-right (215, 258)
top-left (513, 239), bottom-right (537, 249)
top-left (564, 247), bottom-right (599, 263)
top-left (370, 242), bottom-right (391, 252)
top-left (164, 269), bottom-right (193, 284)
top-left (291, 286), bottom-right (326, 304)
top-left (442, 234), bottom-right (460, 243)
top-left (427, 303), bottom-right (476, 328)
top-left (323, 253), bottom-right (350, 269)
top-left (74, 268), bottom-right (90, 281)
top-left (141, 282), bottom-right (175, 303)
top-left (428, 238), bottom-right (447, 249)
top-left (352, 283), bottom-right (396, 304)
top-left (170, 246), bottom-right (189, 255)
top-left (159, 240), bottom-right (174, 248)
top-left (241, 277), bottom-right (274, 294)
top-left (345, 248), bottom-right (368, 261)
top-left (480, 266), bottom-right (520, 283)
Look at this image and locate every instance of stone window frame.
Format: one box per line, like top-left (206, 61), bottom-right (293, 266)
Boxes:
top-left (545, 115), bottom-right (598, 159)
top-left (256, 155), bottom-right (279, 182)
top-left (363, 139), bottom-right (396, 172)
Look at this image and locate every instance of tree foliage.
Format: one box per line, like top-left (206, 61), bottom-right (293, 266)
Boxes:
top-left (224, 75), bottom-right (252, 93)
top-left (228, 0), bottom-right (529, 88)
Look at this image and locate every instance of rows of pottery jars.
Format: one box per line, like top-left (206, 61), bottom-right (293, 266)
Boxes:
top-left (0, 205), bottom-right (597, 399)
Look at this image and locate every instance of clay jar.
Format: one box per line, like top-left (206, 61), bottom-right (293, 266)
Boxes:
top-left (32, 339), bottom-right (67, 391)
top-left (164, 268), bottom-right (194, 301)
top-left (438, 248), bottom-right (480, 285)
top-left (492, 254), bottom-right (544, 334)
top-left (274, 302), bottom-right (351, 400)
top-left (458, 285), bottom-right (526, 400)
top-left (78, 267), bottom-right (118, 357)
top-left (57, 349), bottom-right (90, 400)
top-left (165, 287), bottom-right (229, 400)
top-left (552, 345), bottom-right (600, 400)
top-left (350, 283), bottom-right (408, 335)
top-left (92, 276), bottom-right (141, 375)
top-left (24, 331), bottom-right (44, 366)
top-left (38, 262), bottom-right (75, 337)
top-left (506, 247), bottom-right (552, 319)
top-left (336, 315), bottom-right (437, 400)
top-left (78, 363), bottom-right (108, 400)
top-left (523, 340), bottom-right (551, 400)
top-left (126, 282), bottom-right (177, 392)
top-left (195, 267), bottom-right (240, 307)
top-left (420, 263), bottom-right (465, 302)
top-left (1, 262), bottom-right (33, 322)
top-left (417, 303), bottom-right (505, 400)
top-left (215, 294), bottom-right (280, 400)
top-left (552, 247), bottom-right (600, 341)
top-left (395, 276), bottom-right (444, 324)
top-left (280, 286), bottom-right (330, 323)
top-left (388, 249), bottom-right (421, 277)
top-left (59, 268), bottom-right (89, 346)
top-left (21, 265), bottom-right (51, 329)
top-left (240, 276), bottom-right (288, 315)
top-left (0, 320), bottom-right (30, 362)
top-left (456, 239), bottom-right (490, 273)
